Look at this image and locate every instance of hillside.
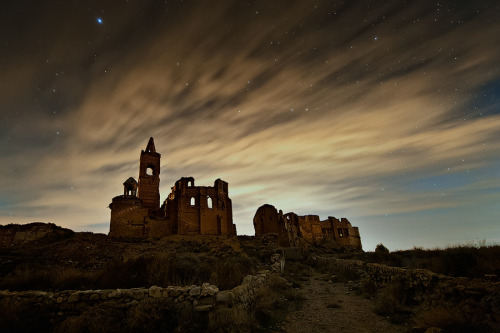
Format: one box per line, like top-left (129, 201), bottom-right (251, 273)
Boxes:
top-left (1, 223), bottom-right (499, 332)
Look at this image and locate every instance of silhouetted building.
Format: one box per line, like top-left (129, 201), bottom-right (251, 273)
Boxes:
top-left (109, 138), bottom-right (236, 238)
top-left (253, 204), bottom-right (362, 250)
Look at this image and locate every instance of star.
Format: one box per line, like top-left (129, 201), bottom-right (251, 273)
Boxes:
top-left (97, 17), bottom-right (103, 24)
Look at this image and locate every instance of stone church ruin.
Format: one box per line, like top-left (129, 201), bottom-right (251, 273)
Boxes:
top-left (253, 204), bottom-right (362, 250)
top-left (109, 138), bottom-right (236, 238)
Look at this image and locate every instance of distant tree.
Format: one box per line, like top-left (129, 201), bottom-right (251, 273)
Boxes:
top-left (375, 243), bottom-right (389, 254)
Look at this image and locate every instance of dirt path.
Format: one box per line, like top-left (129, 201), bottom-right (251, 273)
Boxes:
top-left (281, 275), bottom-right (407, 333)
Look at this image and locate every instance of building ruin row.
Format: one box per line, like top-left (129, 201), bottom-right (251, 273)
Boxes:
top-left (253, 204), bottom-right (362, 250)
top-left (109, 137), bottom-right (361, 250)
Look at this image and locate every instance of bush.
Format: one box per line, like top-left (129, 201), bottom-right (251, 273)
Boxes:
top-left (375, 243), bottom-right (389, 254)
top-left (54, 303), bottom-right (127, 333)
top-left (253, 274), bottom-right (305, 330)
top-left (358, 277), bottom-right (377, 297)
top-left (209, 254), bottom-right (257, 290)
top-left (373, 279), bottom-right (411, 323)
top-left (208, 306), bottom-right (253, 333)
top-left (0, 299), bottom-right (52, 333)
top-left (414, 305), bottom-right (495, 333)
top-left (127, 299), bottom-right (179, 332)
top-left (96, 252), bottom-right (255, 290)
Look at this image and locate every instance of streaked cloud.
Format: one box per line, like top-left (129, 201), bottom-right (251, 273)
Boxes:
top-left (1, 0), bottom-right (499, 250)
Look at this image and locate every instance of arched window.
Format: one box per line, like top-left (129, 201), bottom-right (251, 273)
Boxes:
top-left (207, 196), bottom-right (212, 209)
top-left (146, 167), bottom-right (154, 176)
top-left (190, 197), bottom-right (195, 206)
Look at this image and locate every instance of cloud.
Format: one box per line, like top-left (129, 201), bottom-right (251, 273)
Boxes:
top-left (1, 0), bottom-right (499, 250)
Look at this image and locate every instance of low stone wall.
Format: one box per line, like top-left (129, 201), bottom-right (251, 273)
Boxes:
top-left (0, 270), bottom-right (271, 320)
top-left (313, 257), bottom-right (499, 305)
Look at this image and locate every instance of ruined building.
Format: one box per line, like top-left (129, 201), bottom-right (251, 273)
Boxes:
top-left (253, 204), bottom-right (362, 250)
top-left (109, 138), bottom-right (236, 238)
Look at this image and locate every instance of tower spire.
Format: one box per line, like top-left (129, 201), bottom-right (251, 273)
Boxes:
top-left (145, 137), bottom-right (156, 153)
top-left (138, 137), bottom-right (161, 211)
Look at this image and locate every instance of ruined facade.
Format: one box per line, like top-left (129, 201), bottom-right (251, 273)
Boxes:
top-left (253, 204), bottom-right (362, 250)
top-left (109, 138), bottom-right (236, 238)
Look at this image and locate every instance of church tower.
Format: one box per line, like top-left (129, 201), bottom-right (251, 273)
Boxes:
top-left (138, 137), bottom-right (161, 212)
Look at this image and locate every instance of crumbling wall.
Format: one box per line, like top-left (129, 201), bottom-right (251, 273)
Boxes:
top-left (253, 205), bottom-right (293, 247)
top-left (147, 217), bottom-right (176, 238)
top-left (253, 204), bottom-right (362, 250)
top-left (0, 271), bottom-right (271, 323)
top-left (108, 197), bottom-right (148, 238)
top-left (311, 257), bottom-right (499, 306)
top-left (169, 178), bottom-right (236, 236)
top-left (297, 215), bottom-right (324, 244)
top-left (330, 217), bottom-right (362, 250)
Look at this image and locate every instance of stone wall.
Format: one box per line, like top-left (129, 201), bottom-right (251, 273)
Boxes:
top-left (312, 257), bottom-right (500, 306)
top-left (0, 271), bottom-right (271, 320)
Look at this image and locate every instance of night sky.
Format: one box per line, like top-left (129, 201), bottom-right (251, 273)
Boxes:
top-left (1, 1), bottom-right (499, 250)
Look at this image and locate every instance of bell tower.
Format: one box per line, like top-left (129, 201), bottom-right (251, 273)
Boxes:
top-left (138, 137), bottom-right (161, 211)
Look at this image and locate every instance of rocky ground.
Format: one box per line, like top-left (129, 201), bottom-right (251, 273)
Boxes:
top-left (280, 274), bottom-right (407, 333)
top-left (1, 223), bottom-right (498, 332)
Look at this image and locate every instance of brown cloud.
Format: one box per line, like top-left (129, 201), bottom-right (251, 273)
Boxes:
top-left (1, 0), bottom-right (499, 249)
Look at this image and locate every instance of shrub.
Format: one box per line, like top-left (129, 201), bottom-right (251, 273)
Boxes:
top-left (127, 299), bottom-right (181, 333)
top-left (358, 277), bottom-right (377, 297)
top-left (253, 274), bottom-right (305, 330)
top-left (351, 244), bottom-right (500, 278)
top-left (55, 267), bottom-right (95, 290)
top-left (208, 306), bottom-right (253, 333)
top-left (267, 274), bottom-right (289, 290)
top-left (54, 302), bottom-right (127, 333)
top-left (284, 261), bottom-right (311, 277)
top-left (414, 305), bottom-right (494, 333)
top-left (0, 265), bottom-right (53, 290)
top-left (0, 299), bottom-right (52, 333)
top-left (209, 254), bottom-right (257, 290)
top-left (373, 278), bottom-right (411, 323)
top-left (254, 286), bottom-right (282, 329)
top-left (375, 243), bottom-right (389, 254)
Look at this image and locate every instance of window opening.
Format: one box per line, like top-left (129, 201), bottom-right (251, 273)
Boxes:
top-left (190, 197), bottom-right (195, 206)
top-left (146, 167), bottom-right (154, 176)
top-left (207, 196), bottom-right (212, 209)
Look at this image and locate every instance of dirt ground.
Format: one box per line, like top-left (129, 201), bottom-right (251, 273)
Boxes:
top-left (280, 275), bottom-right (408, 333)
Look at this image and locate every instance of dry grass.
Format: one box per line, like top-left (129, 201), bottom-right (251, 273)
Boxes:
top-left (373, 279), bottom-right (412, 324)
top-left (208, 306), bottom-right (254, 333)
top-left (253, 274), bottom-right (305, 330)
top-left (0, 251), bottom-right (257, 291)
top-left (345, 244), bottom-right (500, 278)
top-left (53, 299), bottom-right (200, 333)
top-left (0, 298), bottom-right (52, 333)
top-left (414, 305), bottom-right (495, 333)
top-left (207, 274), bottom-right (303, 332)
top-left (54, 302), bottom-right (126, 333)
top-left (309, 259), bottom-right (362, 282)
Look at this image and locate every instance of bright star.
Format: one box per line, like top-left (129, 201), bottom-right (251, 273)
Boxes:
top-left (97, 17), bottom-right (103, 24)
